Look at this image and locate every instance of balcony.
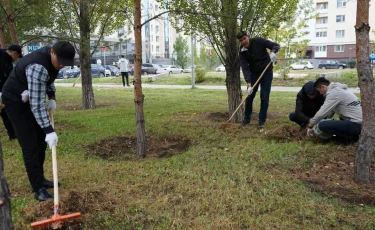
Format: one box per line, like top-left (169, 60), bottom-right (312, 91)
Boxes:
top-left (315, 24), bottom-right (328, 29)
top-left (316, 8), bottom-right (328, 15)
top-left (316, 0), bottom-right (328, 2)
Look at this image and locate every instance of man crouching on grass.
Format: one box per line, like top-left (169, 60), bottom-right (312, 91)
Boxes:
top-left (306, 77), bottom-right (362, 145)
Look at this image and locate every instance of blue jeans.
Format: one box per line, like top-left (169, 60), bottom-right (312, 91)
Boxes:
top-left (244, 69), bottom-right (273, 124)
top-left (318, 120), bottom-right (361, 139)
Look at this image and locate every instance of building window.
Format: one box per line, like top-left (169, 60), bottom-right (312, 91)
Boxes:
top-left (156, 25), bottom-right (159, 33)
top-left (336, 15), bottom-right (345, 23)
top-left (317, 3), bottom-right (328, 9)
top-left (316, 31), bottom-right (327, 37)
top-left (156, 36), bottom-right (159, 42)
top-left (336, 30), bottom-right (345, 38)
top-left (315, 46), bottom-right (327, 52)
top-left (316, 17), bottom-right (328, 24)
top-left (156, 46), bottom-right (159, 53)
top-left (337, 0), bottom-right (346, 8)
top-left (151, 25), bottom-right (153, 31)
top-left (334, 45), bottom-right (344, 52)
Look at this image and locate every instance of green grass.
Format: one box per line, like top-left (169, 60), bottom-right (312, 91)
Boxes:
top-left (57, 68), bottom-right (361, 88)
top-left (3, 87), bottom-right (374, 229)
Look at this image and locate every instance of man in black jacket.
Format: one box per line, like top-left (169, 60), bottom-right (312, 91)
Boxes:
top-left (0, 45), bottom-right (22, 140)
top-left (289, 81), bottom-right (325, 127)
top-left (237, 31), bottom-right (280, 128)
top-left (2, 41), bottom-right (75, 201)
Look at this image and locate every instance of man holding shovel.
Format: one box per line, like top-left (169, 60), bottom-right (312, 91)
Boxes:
top-left (237, 31), bottom-right (280, 128)
top-left (2, 41), bottom-right (75, 201)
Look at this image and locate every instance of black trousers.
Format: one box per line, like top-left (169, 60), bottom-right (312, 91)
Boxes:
top-left (0, 108), bottom-right (16, 138)
top-left (121, 72), bottom-right (129, 86)
top-left (3, 98), bottom-right (47, 192)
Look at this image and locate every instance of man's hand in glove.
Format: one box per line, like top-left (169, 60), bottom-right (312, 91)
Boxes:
top-left (270, 52), bottom-right (277, 62)
top-left (306, 127), bottom-right (315, 137)
top-left (45, 132), bottom-right (58, 149)
top-left (247, 86), bottom-right (253, 96)
top-left (47, 99), bottom-right (56, 112)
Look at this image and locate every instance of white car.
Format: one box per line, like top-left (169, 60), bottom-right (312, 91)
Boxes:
top-left (290, 61), bottom-right (314, 70)
top-left (215, 64), bottom-right (225, 72)
top-left (105, 69), bottom-right (111, 76)
top-left (156, 65), bottom-right (183, 74)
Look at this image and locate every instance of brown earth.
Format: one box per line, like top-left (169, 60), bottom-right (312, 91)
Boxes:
top-left (86, 134), bottom-right (191, 161)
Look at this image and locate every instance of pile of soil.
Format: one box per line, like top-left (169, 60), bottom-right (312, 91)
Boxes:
top-left (86, 134), bottom-right (191, 161)
top-left (266, 124), bottom-right (307, 142)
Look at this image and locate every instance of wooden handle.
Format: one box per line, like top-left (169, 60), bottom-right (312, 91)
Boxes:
top-left (226, 61), bottom-right (272, 123)
top-left (48, 109), bottom-right (59, 209)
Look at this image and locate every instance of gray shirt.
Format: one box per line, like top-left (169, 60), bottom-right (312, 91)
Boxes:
top-left (310, 82), bottom-right (362, 125)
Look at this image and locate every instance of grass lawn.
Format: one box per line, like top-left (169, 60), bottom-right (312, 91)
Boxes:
top-left (3, 87), bottom-right (375, 229)
top-left (57, 68), bottom-right (361, 88)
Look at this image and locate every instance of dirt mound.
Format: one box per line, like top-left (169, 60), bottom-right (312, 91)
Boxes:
top-left (292, 149), bottom-right (375, 205)
top-left (86, 134), bottom-right (190, 161)
top-left (23, 190), bottom-right (116, 229)
top-left (266, 124), bottom-right (307, 142)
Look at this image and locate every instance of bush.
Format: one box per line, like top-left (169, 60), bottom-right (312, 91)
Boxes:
top-left (195, 68), bottom-right (207, 83)
top-left (348, 60), bottom-right (356, 68)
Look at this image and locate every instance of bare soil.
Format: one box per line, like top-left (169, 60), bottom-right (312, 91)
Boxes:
top-left (86, 134), bottom-right (191, 161)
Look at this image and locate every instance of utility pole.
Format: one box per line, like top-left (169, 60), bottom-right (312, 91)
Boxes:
top-left (191, 34), bottom-right (195, 88)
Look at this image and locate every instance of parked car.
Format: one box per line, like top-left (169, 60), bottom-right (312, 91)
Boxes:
top-left (105, 69), bottom-right (111, 76)
top-left (290, 61), bottom-right (314, 70)
top-left (105, 65), bottom-right (120, 76)
top-left (215, 64), bottom-right (225, 72)
top-left (156, 65), bottom-right (183, 74)
top-left (318, 60), bottom-right (347, 69)
top-left (91, 64), bottom-right (106, 78)
top-left (57, 66), bottom-right (73, 79)
top-left (129, 63), bottom-right (159, 75)
top-left (64, 64), bottom-right (106, 78)
top-left (64, 66), bottom-right (81, 78)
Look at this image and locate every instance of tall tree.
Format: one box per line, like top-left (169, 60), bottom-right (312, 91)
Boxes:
top-left (162, 0), bottom-right (301, 122)
top-left (0, 140), bottom-right (13, 229)
top-left (51, 0), bottom-right (132, 109)
top-left (173, 36), bottom-right (189, 69)
top-left (354, 0), bottom-right (374, 184)
top-left (133, 0), bottom-right (146, 157)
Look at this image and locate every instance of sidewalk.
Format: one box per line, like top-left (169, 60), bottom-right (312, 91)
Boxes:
top-left (55, 82), bottom-right (361, 93)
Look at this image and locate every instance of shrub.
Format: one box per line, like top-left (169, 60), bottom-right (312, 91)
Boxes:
top-left (195, 68), bottom-right (207, 83)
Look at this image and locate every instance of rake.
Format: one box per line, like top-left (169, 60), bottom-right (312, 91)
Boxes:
top-left (31, 110), bottom-right (81, 229)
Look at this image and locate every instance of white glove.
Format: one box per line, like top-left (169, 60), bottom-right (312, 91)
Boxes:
top-left (247, 87), bottom-right (253, 95)
top-left (307, 127), bottom-right (314, 137)
top-left (270, 52), bottom-right (277, 62)
top-left (45, 132), bottom-right (58, 149)
top-left (47, 100), bottom-right (56, 112)
top-left (21, 90), bottom-right (29, 103)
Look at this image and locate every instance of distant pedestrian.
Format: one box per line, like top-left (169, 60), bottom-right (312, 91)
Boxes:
top-left (2, 41), bottom-right (75, 201)
top-left (117, 55), bottom-right (130, 87)
top-left (237, 31), bottom-right (280, 128)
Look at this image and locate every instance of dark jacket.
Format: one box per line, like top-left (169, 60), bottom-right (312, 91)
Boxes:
top-left (3, 47), bottom-right (57, 102)
top-left (239, 37), bottom-right (280, 83)
top-left (295, 83), bottom-right (325, 125)
top-left (0, 49), bottom-right (13, 91)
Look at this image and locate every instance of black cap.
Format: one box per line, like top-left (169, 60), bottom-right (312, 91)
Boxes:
top-left (7, 45), bottom-right (23, 58)
top-left (304, 81), bottom-right (318, 96)
top-left (52, 41), bottom-right (75, 66)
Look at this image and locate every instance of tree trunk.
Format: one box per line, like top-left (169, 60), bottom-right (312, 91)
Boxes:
top-left (79, 0), bottom-right (96, 109)
top-left (4, 0), bottom-right (18, 45)
top-left (133, 0), bottom-right (146, 157)
top-left (0, 20), bottom-right (7, 48)
top-left (224, 0), bottom-right (243, 122)
top-left (0, 139), bottom-right (13, 229)
top-left (354, 0), bottom-right (375, 184)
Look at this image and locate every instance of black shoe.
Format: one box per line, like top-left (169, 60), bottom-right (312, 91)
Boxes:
top-left (34, 188), bottom-right (53, 201)
top-left (258, 123), bottom-right (265, 129)
top-left (242, 119), bottom-right (250, 126)
top-left (43, 179), bottom-right (60, 188)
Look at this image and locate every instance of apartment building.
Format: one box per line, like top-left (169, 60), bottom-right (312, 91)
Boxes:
top-left (304, 0), bottom-right (375, 60)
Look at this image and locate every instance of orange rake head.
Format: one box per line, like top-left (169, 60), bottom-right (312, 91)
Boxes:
top-left (31, 212), bottom-right (81, 229)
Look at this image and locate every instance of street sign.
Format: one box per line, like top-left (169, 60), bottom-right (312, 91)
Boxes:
top-left (101, 44), bottom-right (106, 51)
